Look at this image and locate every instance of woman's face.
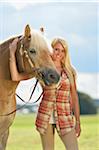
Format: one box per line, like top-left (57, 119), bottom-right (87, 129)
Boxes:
top-left (52, 42), bottom-right (65, 62)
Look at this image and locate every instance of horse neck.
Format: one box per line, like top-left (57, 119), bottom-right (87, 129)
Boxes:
top-left (0, 36), bottom-right (23, 80)
top-left (0, 36), bottom-right (36, 80)
top-left (0, 39), bottom-right (13, 80)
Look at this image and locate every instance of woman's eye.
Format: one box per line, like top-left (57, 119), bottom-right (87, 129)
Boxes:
top-left (55, 48), bottom-right (58, 51)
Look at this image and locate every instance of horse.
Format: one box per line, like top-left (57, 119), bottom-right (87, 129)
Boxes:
top-left (0, 25), bottom-right (60, 150)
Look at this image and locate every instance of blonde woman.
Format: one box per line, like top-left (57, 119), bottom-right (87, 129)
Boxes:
top-left (36, 37), bottom-right (81, 150)
top-left (9, 37), bottom-right (81, 150)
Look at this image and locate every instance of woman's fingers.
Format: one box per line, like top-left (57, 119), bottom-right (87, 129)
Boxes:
top-left (75, 123), bottom-right (81, 138)
top-left (9, 38), bottom-right (19, 54)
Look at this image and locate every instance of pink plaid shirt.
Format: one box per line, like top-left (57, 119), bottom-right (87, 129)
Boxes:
top-left (35, 70), bottom-right (75, 135)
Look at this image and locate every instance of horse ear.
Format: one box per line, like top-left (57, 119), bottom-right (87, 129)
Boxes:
top-left (24, 24), bottom-right (31, 38)
top-left (40, 27), bottom-right (44, 33)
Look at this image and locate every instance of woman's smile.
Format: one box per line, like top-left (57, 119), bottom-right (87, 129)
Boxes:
top-left (52, 42), bottom-right (65, 62)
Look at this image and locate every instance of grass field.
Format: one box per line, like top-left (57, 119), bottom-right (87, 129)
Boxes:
top-left (6, 114), bottom-right (99, 150)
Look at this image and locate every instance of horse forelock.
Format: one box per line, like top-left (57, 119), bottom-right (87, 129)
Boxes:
top-left (30, 30), bottom-right (53, 54)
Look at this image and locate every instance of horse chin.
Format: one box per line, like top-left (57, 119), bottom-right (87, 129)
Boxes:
top-left (36, 71), bottom-right (60, 87)
top-left (37, 77), bottom-right (53, 87)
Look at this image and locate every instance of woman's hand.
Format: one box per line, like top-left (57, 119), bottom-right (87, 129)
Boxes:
top-left (9, 38), bottom-right (18, 57)
top-left (75, 122), bottom-right (81, 137)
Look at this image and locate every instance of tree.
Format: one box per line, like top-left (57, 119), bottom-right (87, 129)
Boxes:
top-left (77, 91), bottom-right (97, 114)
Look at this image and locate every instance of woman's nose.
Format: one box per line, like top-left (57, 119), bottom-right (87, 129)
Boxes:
top-left (57, 50), bottom-right (61, 55)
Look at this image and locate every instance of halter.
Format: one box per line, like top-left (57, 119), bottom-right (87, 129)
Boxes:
top-left (13, 37), bottom-right (43, 111)
top-left (19, 42), bottom-right (34, 68)
top-left (19, 37), bottom-right (35, 69)
top-left (18, 37), bottom-right (42, 78)
top-left (18, 37), bottom-right (43, 79)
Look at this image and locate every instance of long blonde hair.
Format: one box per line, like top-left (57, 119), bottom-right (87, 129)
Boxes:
top-left (51, 37), bottom-right (77, 84)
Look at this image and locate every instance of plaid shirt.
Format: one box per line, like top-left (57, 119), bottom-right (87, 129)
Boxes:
top-left (35, 70), bottom-right (75, 136)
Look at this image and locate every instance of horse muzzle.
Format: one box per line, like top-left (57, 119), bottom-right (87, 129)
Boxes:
top-left (38, 68), bottom-right (60, 86)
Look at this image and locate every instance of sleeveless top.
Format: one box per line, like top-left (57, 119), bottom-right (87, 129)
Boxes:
top-left (35, 70), bottom-right (75, 136)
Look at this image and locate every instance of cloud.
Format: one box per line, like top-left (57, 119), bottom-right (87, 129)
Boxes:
top-left (1, 0), bottom-right (40, 10)
top-left (2, 0), bottom-right (65, 11)
top-left (2, 0), bottom-right (97, 11)
top-left (4, 1), bottom-right (35, 10)
top-left (77, 73), bottom-right (98, 99)
top-left (10, 2), bottom-right (30, 10)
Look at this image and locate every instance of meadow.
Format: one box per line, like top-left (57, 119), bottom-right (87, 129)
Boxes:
top-left (6, 114), bottom-right (99, 150)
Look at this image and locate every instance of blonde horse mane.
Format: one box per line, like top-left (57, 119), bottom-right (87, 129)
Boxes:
top-left (30, 29), bottom-right (52, 53)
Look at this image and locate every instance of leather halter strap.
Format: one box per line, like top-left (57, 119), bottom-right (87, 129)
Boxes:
top-left (18, 36), bottom-right (35, 70)
top-left (18, 36), bottom-right (41, 77)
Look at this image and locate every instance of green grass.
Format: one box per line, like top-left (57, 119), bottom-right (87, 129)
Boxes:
top-left (6, 114), bottom-right (99, 150)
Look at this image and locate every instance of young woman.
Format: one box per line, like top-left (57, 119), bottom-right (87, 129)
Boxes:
top-left (9, 37), bottom-right (81, 150)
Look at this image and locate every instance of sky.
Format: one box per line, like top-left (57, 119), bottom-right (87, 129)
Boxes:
top-left (0, 1), bottom-right (98, 100)
top-left (0, 1), bottom-right (98, 73)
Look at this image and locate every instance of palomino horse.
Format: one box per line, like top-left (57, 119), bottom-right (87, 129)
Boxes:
top-left (0, 25), bottom-right (60, 150)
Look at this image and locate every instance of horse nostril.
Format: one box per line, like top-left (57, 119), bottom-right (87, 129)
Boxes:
top-left (39, 68), bottom-right (60, 85)
top-left (48, 71), bottom-right (60, 84)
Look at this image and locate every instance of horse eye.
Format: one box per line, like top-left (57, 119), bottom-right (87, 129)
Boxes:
top-left (29, 48), bottom-right (36, 54)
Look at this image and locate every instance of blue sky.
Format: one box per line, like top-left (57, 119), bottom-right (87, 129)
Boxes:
top-left (0, 1), bottom-right (98, 73)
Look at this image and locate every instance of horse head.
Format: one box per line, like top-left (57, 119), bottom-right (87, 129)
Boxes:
top-left (16, 25), bottom-right (60, 86)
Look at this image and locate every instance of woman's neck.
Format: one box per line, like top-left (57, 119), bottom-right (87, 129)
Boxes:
top-left (53, 61), bottom-right (63, 74)
top-left (53, 60), bottom-right (62, 67)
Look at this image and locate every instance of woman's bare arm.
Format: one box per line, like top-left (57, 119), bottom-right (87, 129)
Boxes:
top-left (70, 80), bottom-right (81, 137)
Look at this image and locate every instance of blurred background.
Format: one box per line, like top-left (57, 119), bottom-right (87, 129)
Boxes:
top-left (0, 0), bottom-right (98, 114)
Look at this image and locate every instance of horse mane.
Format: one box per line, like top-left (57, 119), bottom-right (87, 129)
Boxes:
top-left (0, 36), bottom-right (19, 51)
top-left (30, 29), bottom-right (52, 53)
top-left (0, 30), bottom-right (52, 60)
top-left (0, 35), bottom-right (23, 79)
top-left (0, 38), bottom-right (13, 54)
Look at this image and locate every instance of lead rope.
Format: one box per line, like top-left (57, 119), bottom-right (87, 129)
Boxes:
top-left (0, 79), bottom-right (43, 116)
